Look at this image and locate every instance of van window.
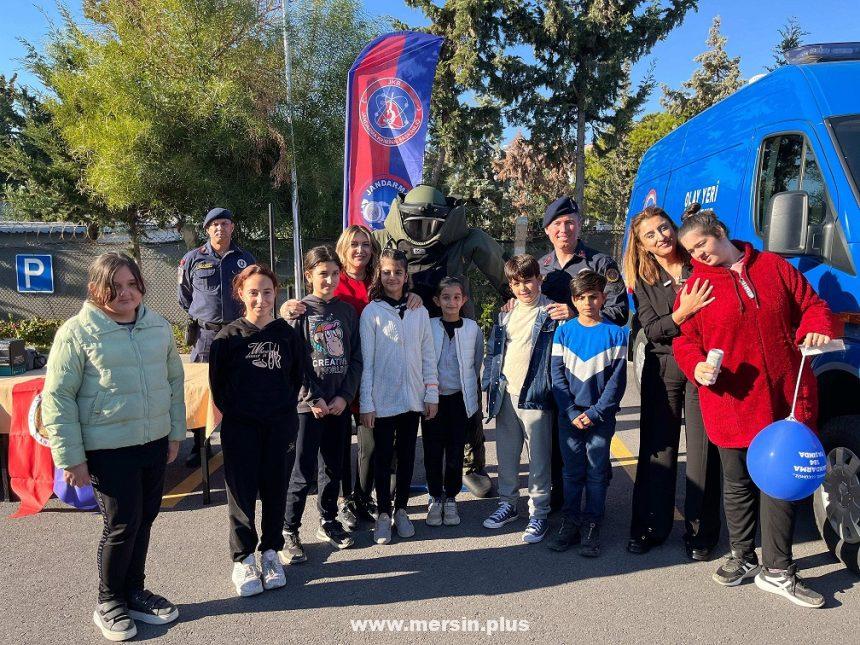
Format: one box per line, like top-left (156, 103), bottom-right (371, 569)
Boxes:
top-left (756, 134), bottom-right (829, 232)
top-left (830, 115), bottom-right (860, 201)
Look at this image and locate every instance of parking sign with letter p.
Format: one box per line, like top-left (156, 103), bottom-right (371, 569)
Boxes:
top-left (15, 254), bottom-right (54, 293)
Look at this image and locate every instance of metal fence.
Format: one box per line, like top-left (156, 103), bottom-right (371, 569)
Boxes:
top-left (1, 224), bottom-right (624, 327)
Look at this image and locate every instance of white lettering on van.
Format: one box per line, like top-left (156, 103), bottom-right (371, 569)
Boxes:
top-left (683, 181), bottom-right (720, 208)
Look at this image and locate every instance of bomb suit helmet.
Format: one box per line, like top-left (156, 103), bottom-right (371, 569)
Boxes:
top-left (393, 184), bottom-right (451, 245)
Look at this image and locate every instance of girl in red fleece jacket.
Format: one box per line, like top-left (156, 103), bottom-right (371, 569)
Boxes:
top-left (674, 211), bottom-right (839, 609)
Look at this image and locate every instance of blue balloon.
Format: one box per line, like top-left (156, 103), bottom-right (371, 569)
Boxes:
top-left (747, 419), bottom-right (827, 501)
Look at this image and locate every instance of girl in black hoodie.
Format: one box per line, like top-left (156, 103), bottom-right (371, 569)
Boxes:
top-left (209, 264), bottom-right (306, 598)
top-left (283, 246), bottom-right (362, 557)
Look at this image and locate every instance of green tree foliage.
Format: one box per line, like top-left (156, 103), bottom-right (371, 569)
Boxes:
top-left (661, 16), bottom-right (743, 120)
top-left (0, 73), bottom-right (110, 227)
top-left (585, 111), bottom-right (681, 230)
top-left (285, 0), bottom-right (379, 239)
top-left (400, 1), bottom-right (508, 235)
top-left (768, 16), bottom-right (808, 72)
top-left (14, 0), bottom-right (376, 250)
top-left (43, 0), bottom-right (288, 236)
top-left (507, 0), bottom-right (697, 210)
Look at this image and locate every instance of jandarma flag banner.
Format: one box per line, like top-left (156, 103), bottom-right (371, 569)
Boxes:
top-left (8, 378), bottom-right (97, 517)
top-left (343, 31), bottom-right (443, 230)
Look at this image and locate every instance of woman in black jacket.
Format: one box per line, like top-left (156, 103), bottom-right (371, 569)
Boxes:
top-left (622, 205), bottom-right (722, 559)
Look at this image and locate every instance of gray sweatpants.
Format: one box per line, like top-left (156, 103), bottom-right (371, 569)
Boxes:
top-left (495, 392), bottom-right (553, 519)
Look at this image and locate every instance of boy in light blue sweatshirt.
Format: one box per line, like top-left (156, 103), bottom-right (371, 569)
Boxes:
top-left (549, 271), bottom-right (628, 557)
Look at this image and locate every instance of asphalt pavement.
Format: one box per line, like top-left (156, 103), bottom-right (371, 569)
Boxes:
top-left (1, 365), bottom-right (858, 644)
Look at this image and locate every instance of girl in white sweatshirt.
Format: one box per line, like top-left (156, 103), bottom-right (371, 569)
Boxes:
top-left (360, 249), bottom-right (438, 544)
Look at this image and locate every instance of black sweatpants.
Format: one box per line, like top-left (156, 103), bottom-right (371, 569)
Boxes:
top-left (422, 392), bottom-right (467, 499)
top-left (373, 411), bottom-right (420, 516)
top-left (630, 353), bottom-right (722, 548)
top-left (88, 437), bottom-right (168, 604)
top-left (719, 446), bottom-right (797, 570)
top-left (285, 412), bottom-right (350, 531)
top-left (341, 413), bottom-right (376, 507)
top-left (222, 413), bottom-right (297, 562)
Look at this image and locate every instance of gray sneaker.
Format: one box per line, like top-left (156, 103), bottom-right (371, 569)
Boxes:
top-left (755, 565), bottom-right (825, 608)
top-left (712, 551), bottom-right (760, 586)
top-left (443, 498), bottom-right (460, 526)
top-left (280, 531), bottom-right (307, 564)
top-left (375, 513), bottom-right (392, 544)
top-left (426, 498), bottom-right (443, 526)
top-left (260, 549), bottom-right (286, 590)
top-left (93, 601), bottom-right (137, 642)
top-left (393, 508), bottom-right (415, 538)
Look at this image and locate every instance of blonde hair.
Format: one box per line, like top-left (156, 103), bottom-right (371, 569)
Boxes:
top-left (335, 225), bottom-right (380, 283)
top-left (622, 206), bottom-right (689, 288)
top-left (87, 252), bottom-right (146, 306)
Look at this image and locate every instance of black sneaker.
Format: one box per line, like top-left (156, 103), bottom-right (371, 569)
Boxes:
top-left (548, 518), bottom-right (581, 552)
top-left (316, 520), bottom-right (355, 549)
top-left (684, 536), bottom-right (713, 562)
top-left (754, 565), bottom-right (825, 608)
top-left (280, 530), bottom-right (307, 564)
top-left (579, 522), bottom-right (601, 558)
top-left (353, 497), bottom-right (377, 522)
top-left (712, 551), bottom-right (761, 586)
top-left (93, 600), bottom-right (136, 642)
top-left (126, 589), bottom-right (179, 625)
top-left (339, 500), bottom-right (359, 531)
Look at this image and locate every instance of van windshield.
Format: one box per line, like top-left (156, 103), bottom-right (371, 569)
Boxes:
top-left (831, 115), bottom-right (860, 199)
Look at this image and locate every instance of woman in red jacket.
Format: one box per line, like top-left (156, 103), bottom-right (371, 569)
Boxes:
top-left (674, 211), bottom-right (838, 609)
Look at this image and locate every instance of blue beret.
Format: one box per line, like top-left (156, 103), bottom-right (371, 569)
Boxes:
top-left (543, 196), bottom-right (580, 228)
top-left (203, 207), bottom-right (233, 229)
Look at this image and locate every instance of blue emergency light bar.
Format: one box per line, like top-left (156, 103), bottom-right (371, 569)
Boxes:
top-left (787, 42), bottom-right (860, 64)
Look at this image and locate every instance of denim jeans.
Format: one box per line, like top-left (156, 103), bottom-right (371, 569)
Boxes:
top-left (559, 415), bottom-right (615, 524)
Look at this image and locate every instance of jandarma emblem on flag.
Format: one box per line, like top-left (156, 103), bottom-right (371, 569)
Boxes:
top-left (27, 393), bottom-right (51, 447)
top-left (359, 77), bottom-right (424, 147)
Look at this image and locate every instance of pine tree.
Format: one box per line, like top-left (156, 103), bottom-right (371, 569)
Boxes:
top-left (767, 17), bottom-right (808, 71)
top-left (508, 0), bottom-right (697, 211)
top-left (661, 16), bottom-right (743, 120)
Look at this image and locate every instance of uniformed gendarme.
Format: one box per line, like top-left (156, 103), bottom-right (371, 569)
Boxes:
top-left (178, 207), bottom-right (256, 362)
top-left (538, 196), bottom-right (629, 326)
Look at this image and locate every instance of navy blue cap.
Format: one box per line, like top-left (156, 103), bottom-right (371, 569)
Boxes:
top-left (203, 207), bottom-right (233, 229)
top-left (543, 196), bottom-right (580, 228)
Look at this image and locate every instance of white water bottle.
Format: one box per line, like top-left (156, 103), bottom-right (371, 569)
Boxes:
top-left (705, 349), bottom-right (724, 385)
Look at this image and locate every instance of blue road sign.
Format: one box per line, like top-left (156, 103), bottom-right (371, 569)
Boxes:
top-left (16, 254), bottom-right (54, 293)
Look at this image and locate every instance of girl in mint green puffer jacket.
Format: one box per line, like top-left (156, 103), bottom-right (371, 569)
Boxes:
top-left (41, 253), bottom-right (185, 642)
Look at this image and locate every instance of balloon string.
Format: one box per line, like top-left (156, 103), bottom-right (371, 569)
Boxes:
top-left (788, 352), bottom-right (807, 421)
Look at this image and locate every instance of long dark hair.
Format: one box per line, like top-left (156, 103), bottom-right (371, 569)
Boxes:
top-left (303, 245), bottom-right (342, 289)
top-left (368, 248), bottom-right (411, 301)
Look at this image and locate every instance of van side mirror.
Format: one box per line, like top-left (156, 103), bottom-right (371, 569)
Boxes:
top-left (764, 191), bottom-right (809, 255)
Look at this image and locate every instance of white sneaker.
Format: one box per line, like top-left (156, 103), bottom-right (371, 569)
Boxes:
top-left (443, 498), bottom-right (460, 526)
top-left (231, 554), bottom-right (263, 597)
top-left (260, 549), bottom-right (286, 590)
top-left (393, 508), bottom-right (415, 538)
top-left (375, 513), bottom-right (392, 544)
top-left (426, 498), bottom-right (443, 526)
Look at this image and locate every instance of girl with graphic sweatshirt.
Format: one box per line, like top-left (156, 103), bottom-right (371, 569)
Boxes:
top-left (283, 246), bottom-right (362, 558)
top-left (360, 248), bottom-right (438, 545)
top-left (209, 264), bottom-right (306, 598)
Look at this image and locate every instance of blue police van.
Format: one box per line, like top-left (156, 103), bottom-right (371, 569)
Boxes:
top-left (625, 43), bottom-right (860, 573)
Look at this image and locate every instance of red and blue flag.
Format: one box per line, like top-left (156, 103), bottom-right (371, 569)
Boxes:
top-left (343, 31), bottom-right (443, 229)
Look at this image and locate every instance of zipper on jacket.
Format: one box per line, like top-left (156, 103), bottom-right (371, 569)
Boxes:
top-left (130, 326), bottom-right (149, 442)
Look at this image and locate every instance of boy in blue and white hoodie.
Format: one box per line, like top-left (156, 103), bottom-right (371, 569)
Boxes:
top-left (549, 271), bottom-right (628, 557)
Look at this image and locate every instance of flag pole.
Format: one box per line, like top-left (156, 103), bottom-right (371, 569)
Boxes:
top-left (281, 0), bottom-right (303, 298)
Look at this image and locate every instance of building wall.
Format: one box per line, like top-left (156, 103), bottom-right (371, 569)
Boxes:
top-left (1, 232), bottom-right (187, 323)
